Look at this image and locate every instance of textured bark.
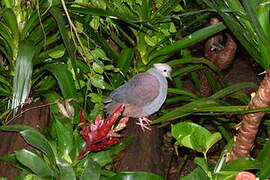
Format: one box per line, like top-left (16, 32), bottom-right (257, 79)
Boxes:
top-left (0, 102), bottom-right (50, 178)
top-left (205, 17), bottom-right (237, 70)
top-left (114, 117), bottom-right (164, 176)
top-left (230, 70), bottom-right (270, 160)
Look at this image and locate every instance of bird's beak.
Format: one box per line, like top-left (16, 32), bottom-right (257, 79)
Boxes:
top-left (167, 73), bottom-right (172, 80)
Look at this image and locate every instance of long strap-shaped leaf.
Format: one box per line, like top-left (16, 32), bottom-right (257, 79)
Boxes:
top-left (11, 40), bottom-right (35, 110)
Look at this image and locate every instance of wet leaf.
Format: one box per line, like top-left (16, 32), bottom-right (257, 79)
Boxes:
top-left (93, 62), bottom-right (104, 74)
top-left (91, 74), bottom-right (112, 90)
top-left (15, 149), bottom-right (55, 177)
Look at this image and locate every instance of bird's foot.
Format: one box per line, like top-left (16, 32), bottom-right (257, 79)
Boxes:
top-left (136, 117), bottom-right (152, 131)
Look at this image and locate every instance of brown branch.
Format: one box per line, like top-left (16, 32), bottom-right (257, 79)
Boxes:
top-left (230, 70), bottom-right (270, 160)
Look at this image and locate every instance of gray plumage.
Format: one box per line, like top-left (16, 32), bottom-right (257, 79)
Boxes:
top-left (104, 63), bottom-right (172, 118)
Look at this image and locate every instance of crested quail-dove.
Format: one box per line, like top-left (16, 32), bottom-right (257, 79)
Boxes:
top-left (104, 63), bottom-right (172, 131)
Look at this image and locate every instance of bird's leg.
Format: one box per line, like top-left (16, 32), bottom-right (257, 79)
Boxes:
top-left (136, 117), bottom-right (152, 131)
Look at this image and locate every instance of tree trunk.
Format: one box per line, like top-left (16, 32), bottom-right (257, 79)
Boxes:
top-left (114, 117), bottom-right (164, 176)
top-left (230, 70), bottom-right (270, 160)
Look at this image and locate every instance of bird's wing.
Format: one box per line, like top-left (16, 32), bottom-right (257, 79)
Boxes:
top-left (109, 72), bottom-right (160, 106)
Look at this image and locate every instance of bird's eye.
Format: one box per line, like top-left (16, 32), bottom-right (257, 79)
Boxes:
top-left (163, 69), bottom-right (167, 72)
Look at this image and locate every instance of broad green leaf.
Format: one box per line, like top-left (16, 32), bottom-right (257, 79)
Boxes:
top-left (0, 125), bottom-right (33, 132)
top-left (222, 157), bottom-right (261, 171)
top-left (93, 62), bottom-right (104, 74)
top-left (181, 167), bottom-right (209, 180)
top-left (90, 48), bottom-right (110, 61)
top-left (0, 177), bottom-right (9, 180)
top-left (44, 64), bottom-right (77, 99)
top-left (55, 119), bottom-right (73, 159)
top-left (15, 149), bottom-right (55, 177)
top-left (48, 49), bottom-right (65, 59)
top-left (20, 129), bottom-right (55, 163)
top-left (80, 157), bottom-right (101, 180)
top-left (11, 40), bottom-right (35, 110)
top-left (172, 122), bottom-right (211, 153)
top-left (213, 170), bottom-right (238, 180)
top-left (91, 74), bottom-right (112, 90)
top-left (105, 172), bottom-right (166, 180)
top-left (194, 157), bottom-right (210, 176)
top-left (57, 158), bottom-right (76, 180)
top-left (43, 91), bottom-right (61, 114)
top-left (205, 132), bottom-right (222, 153)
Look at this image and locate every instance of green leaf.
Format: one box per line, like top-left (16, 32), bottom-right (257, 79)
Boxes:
top-left (11, 40), bottom-right (35, 110)
top-left (0, 153), bottom-right (16, 162)
top-left (105, 172), bottom-right (166, 180)
top-left (50, 7), bottom-right (81, 88)
top-left (44, 64), bottom-right (77, 99)
top-left (55, 119), bottom-right (73, 159)
top-left (0, 125), bottom-right (33, 132)
top-left (149, 23), bottom-right (226, 61)
top-left (91, 137), bottom-right (132, 166)
top-left (112, 48), bottom-right (134, 88)
top-left (181, 167), bottom-right (209, 180)
top-left (91, 74), bottom-right (112, 90)
top-left (213, 170), bottom-right (238, 180)
top-left (172, 65), bottom-right (204, 77)
top-left (82, 22), bottom-right (118, 63)
top-left (15, 149), bottom-right (55, 177)
top-left (2, 8), bottom-right (19, 41)
top-left (80, 157), bottom-right (101, 180)
top-left (194, 157), bottom-right (210, 176)
top-left (205, 132), bottom-right (222, 153)
top-left (222, 157), bottom-right (261, 171)
top-left (20, 129), bottom-right (55, 164)
top-left (57, 158), bottom-right (76, 180)
top-left (172, 122), bottom-right (212, 153)
top-left (93, 62), bottom-right (104, 74)
top-left (88, 93), bottom-right (103, 103)
top-left (256, 139), bottom-right (270, 179)
top-left (210, 82), bottom-right (257, 100)
top-left (152, 99), bottom-right (219, 124)
top-left (168, 88), bottom-right (199, 99)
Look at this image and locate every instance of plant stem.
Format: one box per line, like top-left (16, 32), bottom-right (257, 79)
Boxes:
top-left (230, 70), bottom-right (270, 160)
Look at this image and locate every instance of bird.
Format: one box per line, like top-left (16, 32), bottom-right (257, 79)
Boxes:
top-left (104, 63), bottom-right (172, 131)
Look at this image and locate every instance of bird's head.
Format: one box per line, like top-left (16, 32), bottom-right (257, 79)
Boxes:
top-left (154, 63), bottom-right (172, 80)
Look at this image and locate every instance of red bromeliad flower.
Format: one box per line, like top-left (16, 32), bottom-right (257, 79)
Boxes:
top-left (78, 105), bottom-right (128, 158)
